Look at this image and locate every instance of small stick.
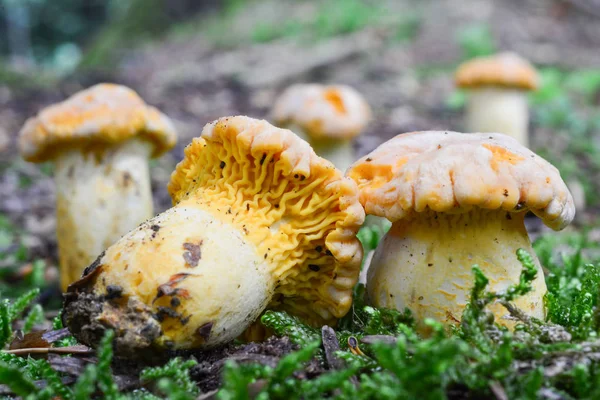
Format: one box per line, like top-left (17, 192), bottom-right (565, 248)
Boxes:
top-left (5, 345), bottom-right (93, 356)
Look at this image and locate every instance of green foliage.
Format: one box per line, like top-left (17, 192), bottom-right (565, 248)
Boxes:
top-left (0, 0), bottom-right (113, 71)
top-left (51, 310), bottom-right (79, 347)
top-left (223, 0), bottom-right (246, 16)
top-left (0, 214), bottom-right (50, 300)
top-left (140, 358), bottom-right (199, 396)
top-left (1, 232), bottom-right (600, 399)
top-left (0, 362), bottom-right (38, 398)
top-left (313, 0), bottom-right (381, 38)
top-left (456, 23), bottom-right (496, 59)
top-left (218, 341), bottom-right (322, 399)
top-left (338, 284), bottom-right (414, 344)
top-left (261, 310), bottom-right (320, 347)
top-left (0, 288), bottom-right (40, 348)
top-left (35, 359), bottom-right (73, 400)
top-left (72, 364), bottom-right (98, 400)
top-left (97, 330), bottom-right (119, 399)
top-left (357, 218), bottom-right (391, 255)
top-left (52, 311), bottom-right (64, 330)
top-left (9, 288), bottom-right (41, 320)
top-left (368, 323), bottom-right (469, 399)
top-left (154, 379), bottom-right (196, 400)
top-left (79, 0), bottom-right (172, 68)
top-left (393, 13), bottom-right (422, 43)
top-left (445, 90), bottom-right (467, 111)
top-left (23, 304), bottom-right (44, 333)
top-left (0, 302), bottom-right (11, 350)
top-left (218, 362), bottom-right (266, 400)
top-left (200, 0), bottom-right (403, 46)
top-left (564, 69), bottom-right (600, 101)
top-left (535, 233), bottom-right (600, 339)
top-left (0, 328), bottom-right (205, 399)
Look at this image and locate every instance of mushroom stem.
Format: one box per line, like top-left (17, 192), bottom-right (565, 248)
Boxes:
top-left (63, 199), bottom-right (275, 352)
top-left (465, 88), bottom-right (530, 146)
top-left (309, 138), bottom-right (355, 172)
top-left (54, 138), bottom-right (154, 291)
top-left (367, 209), bottom-right (546, 330)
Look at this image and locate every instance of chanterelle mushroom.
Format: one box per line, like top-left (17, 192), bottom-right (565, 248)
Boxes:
top-left (62, 116), bottom-right (364, 353)
top-left (19, 84), bottom-right (177, 291)
top-left (347, 131), bottom-right (574, 329)
top-left (455, 52), bottom-right (538, 147)
top-left (271, 84), bottom-right (372, 171)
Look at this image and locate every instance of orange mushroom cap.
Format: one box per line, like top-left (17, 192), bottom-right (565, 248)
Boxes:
top-left (19, 83), bottom-right (177, 162)
top-left (271, 84), bottom-right (372, 140)
top-left (455, 52), bottom-right (539, 91)
top-left (347, 131), bottom-right (574, 230)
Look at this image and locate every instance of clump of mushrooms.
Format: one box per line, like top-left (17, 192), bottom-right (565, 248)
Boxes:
top-left (455, 52), bottom-right (538, 147)
top-left (271, 83), bottom-right (372, 171)
top-left (347, 131), bottom-right (575, 330)
top-left (63, 116), bottom-right (364, 354)
top-left (19, 83), bottom-right (177, 291)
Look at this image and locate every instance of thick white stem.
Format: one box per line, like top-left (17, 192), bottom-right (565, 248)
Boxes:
top-left (367, 210), bottom-right (546, 331)
top-left (54, 139), bottom-right (154, 290)
top-left (466, 88), bottom-right (530, 147)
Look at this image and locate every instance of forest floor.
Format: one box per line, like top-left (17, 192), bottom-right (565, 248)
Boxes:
top-left (1, 0), bottom-right (600, 398)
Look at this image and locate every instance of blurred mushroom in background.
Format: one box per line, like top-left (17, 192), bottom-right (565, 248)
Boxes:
top-left (18, 83), bottom-right (177, 291)
top-left (455, 52), bottom-right (538, 147)
top-left (271, 83), bottom-right (372, 171)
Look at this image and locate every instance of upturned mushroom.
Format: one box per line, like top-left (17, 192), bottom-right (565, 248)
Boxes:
top-left (347, 131), bottom-right (574, 329)
top-left (19, 84), bottom-right (177, 291)
top-left (455, 52), bottom-right (538, 147)
top-left (271, 84), bottom-right (372, 171)
top-left (63, 116), bottom-right (364, 353)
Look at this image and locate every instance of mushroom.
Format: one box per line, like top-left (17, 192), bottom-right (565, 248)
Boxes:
top-left (62, 116), bottom-right (364, 353)
top-left (346, 131), bottom-right (575, 330)
top-left (455, 52), bottom-right (539, 147)
top-left (271, 84), bottom-right (372, 171)
top-left (18, 83), bottom-right (177, 291)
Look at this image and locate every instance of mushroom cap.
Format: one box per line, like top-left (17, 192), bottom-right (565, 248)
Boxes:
top-left (347, 131), bottom-right (574, 230)
top-left (19, 83), bottom-right (177, 162)
top-left (271, 84), bottom-right (372, 140)
top-left (455, 52), bottom-right (539, 90)
top-left (168, 116), bottom-right (365, 325)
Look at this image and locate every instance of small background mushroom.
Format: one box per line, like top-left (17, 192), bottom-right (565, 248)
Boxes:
top-left (455, 52), bottom-right (539, 147)
top-left (18, 83), bottom-right (177, 291)
top-left (271, 83), bottom-right (372, 171)
top-left (347, 130), bottom-right (575, 330)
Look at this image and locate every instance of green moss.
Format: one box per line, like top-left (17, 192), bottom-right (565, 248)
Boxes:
top-left (1, 230), bottom-right (600, 398)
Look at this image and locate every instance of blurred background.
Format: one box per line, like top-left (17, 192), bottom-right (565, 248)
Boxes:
top-left (1, 0), bottom-right (600, 300)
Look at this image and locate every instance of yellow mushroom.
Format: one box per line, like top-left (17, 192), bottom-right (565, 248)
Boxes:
top-left (63, 116), bottom-right (364, 353)
top-left (271, 84), bottom-right (372, 171)
top-left (18, 83), bottom-right (177, 291)
top-left (347, 131), bottom-right (575, 331)
top-left (455, 52), bottom-right (539, 147)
